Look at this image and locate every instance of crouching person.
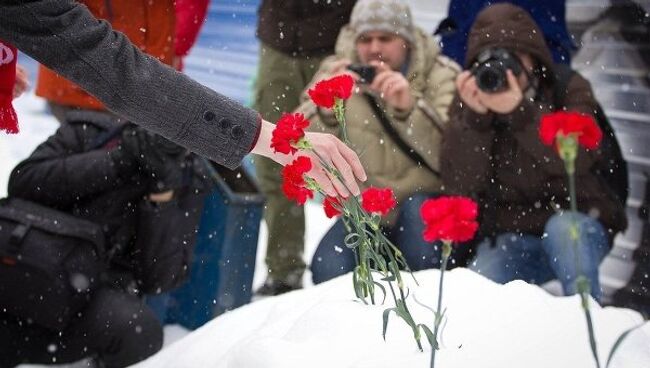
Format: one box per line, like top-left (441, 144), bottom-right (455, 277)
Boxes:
top-left (441, 4), bottom-right (627, 302)
top-left (296, 0), bottom-right (460, 284)
top-left (0, 110), bottom-right (209, 367)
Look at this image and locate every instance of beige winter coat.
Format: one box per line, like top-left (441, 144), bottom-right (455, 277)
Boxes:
top-left (297, 25), bottom-right (459, 222)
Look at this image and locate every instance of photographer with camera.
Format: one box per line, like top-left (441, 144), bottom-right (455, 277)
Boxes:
top-left (441, 3), bottom-right (627, 301)
top-left (0, 111), bottom-right (209, 367)
top-left (295, 0), bottom-right (460, 284)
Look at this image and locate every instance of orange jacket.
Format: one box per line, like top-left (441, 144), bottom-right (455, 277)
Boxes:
top-left (36, 0), bottom-right (175, 111)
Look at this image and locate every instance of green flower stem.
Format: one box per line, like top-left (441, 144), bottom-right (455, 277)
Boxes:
top-left (307, 108), bottom-right (426, 350)
top-left (431, 241), bottom-right (452, 368)
top-left (560, 137), bottom-right (601, 368)
top-left (333, 99), bottom-right (349, 144)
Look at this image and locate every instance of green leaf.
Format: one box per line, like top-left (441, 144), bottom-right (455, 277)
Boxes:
top-left (418, 324), bottom-right (437, 349)
top-left (606, 323), bottom-right (646, 368)
top-left (344, 232), bottom-right (361, 249)
top-left (372, 281), bottom-right (387, 304)
top-left (382, 308), bottom-right (397, 340)
top-left (395, 305), bottom-right (416, 327)
top-left (352, 268), bottom-right (368, 304)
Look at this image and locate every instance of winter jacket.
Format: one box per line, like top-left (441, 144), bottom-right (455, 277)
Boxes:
top-left (441, 3), bottom-right (627, 238)
top-left (438, 0), bottom-right (574, 66)
top-left (36, 0), bottom-right (176, 111)
top-left (7, 111), bottom-right (210, 293)
top-left (297, 26), bottom-right (460, 223)
top-left (175, 0), bottom-right (209, 60)
top-left (257, 0), bottom-right (356, 56)
top-left (0, 0), bottom-right (260, 169)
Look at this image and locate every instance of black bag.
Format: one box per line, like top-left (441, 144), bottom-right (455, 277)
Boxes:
top-left (552, 64), bottom-right (629, 206)
top-left (0, 198), bottom-right (105, 330)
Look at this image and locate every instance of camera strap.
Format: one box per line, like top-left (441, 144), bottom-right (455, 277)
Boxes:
top-left (363, 93), bottom-right (440, 178)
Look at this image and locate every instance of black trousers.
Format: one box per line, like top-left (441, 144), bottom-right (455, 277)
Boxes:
top-left (0, 288), bottom-right (163, 368)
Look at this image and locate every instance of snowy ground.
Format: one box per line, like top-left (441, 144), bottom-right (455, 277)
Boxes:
top-left (133, 268), bottom-right (650, 368)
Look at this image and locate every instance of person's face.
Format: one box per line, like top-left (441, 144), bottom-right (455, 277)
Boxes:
top-left (356, 31), bottom-right (409, 70)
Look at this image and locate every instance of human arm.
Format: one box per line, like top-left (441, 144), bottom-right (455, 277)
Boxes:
top-left (440, 96), bottom-right (494, 196)
top-left (0, 0), bottom-right (258, 169)
top-left (174, 0), bottom-right (210, 70)
top-left (8, 124), bottom-right (123, 208)
top-left (0, 0), bottom-right (365, 196)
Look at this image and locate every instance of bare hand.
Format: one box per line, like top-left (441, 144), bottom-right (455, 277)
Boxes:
top-left (368, 61), bottom-right (414, 111)
top-left (456, 71), bottom-right (488, 114)
top-left (251, 120), bottom-right (367, 197)
top-left (13, 64), bottom-right (29, 99)
top-left (475, 70), bottom-right (523, 114)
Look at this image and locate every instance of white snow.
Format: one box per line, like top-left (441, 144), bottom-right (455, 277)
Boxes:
top-left (132, 268), bottom-right (650, 368)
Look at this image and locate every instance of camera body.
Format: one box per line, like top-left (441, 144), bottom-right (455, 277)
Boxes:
top-left (347, 64), bottom-right (376, 84)
top-left (470, 48), bottom-right (522, 93)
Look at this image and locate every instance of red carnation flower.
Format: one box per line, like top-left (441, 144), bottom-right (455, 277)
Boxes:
top-left (539, 111), bottom-right (602, 150)
top-left (323, 196), bottom-right (342, 218)
top-left (420, 196), bottom-right (478, 243)
top-left (271, 113), bottom-right (310, 155)
top-left (281, 156), bottom-right (314, 205)
top-left (307, 75), bottom-right (354, 109)
top-left (361, 187), bottom-right (396, 216)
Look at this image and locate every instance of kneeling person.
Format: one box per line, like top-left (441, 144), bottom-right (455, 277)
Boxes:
top-left (0, 110), bottom-right (210, 367)
top-left (441, 3), bottom-right (627, 302)
top-left (296, 0), bottom-right (461, 284)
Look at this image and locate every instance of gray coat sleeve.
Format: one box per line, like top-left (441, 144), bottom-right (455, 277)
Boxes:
top-left (0, 0), bottom-right (260, 169)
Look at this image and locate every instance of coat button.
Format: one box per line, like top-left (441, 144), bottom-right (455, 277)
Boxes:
top-left (203, 111), bottom-right (216, 121)
top-left (218, 117), bottom-right (231, 130)
top-left (231, 125), bottom-right (243, 138)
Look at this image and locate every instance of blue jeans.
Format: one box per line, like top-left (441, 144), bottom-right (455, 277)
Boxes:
top-left (470, 212), bottom-right (610, 301)
top-left (311, 193), bottom-right (442, 284)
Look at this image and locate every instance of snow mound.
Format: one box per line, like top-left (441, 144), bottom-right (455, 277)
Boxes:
top-left (134, 268), bottom-right (650, 368)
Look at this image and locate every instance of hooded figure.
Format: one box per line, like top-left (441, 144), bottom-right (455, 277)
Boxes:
top-left (441, 3), bottom-right (626, 302)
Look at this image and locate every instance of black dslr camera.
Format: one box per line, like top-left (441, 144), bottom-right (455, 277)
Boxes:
top-left (347, 64), bottom-right (376, 84)
top-left (470, 48), bottom-right (522, 93)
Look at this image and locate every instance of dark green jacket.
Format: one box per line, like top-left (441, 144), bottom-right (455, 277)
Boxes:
top-left (257, 0), bottom-right (356, 56)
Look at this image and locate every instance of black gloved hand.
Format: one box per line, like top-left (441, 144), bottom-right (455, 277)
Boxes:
top-left (146, 134), bottom-right (188, 193)
top-left (110, 126), bottom-right (187, 192)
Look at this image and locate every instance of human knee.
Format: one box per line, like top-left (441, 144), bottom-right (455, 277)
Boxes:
top-left (545, 212), bottom-right (606, 240)
top-left (85, 291), bottom-right (163, 366)
top-left (545, 211), bottom-right (584, 235)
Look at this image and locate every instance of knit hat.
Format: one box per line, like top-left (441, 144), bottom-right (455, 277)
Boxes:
top-left (349, 0), bottom-right (415, 44)
top-left (0, 40), bottom-right (18, 134)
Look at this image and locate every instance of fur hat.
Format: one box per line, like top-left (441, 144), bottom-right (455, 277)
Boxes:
top-left (349, 0), bottom-right (415, 44)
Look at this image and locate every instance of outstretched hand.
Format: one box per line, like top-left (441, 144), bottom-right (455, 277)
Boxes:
top-left (251, 120), bottom-right (367, 197)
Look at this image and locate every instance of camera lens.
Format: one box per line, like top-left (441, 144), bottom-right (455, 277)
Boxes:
top-left (475, 63), bottom-right (506, 93)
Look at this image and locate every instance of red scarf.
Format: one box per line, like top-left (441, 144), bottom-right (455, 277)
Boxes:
top-left (0, 40), bottom-right (18, 134)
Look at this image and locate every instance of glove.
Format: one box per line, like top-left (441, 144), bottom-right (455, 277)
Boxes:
top-left (146, 134), bottom-right (188, 193)
top-left (110, 126), bottom-right (187, 192)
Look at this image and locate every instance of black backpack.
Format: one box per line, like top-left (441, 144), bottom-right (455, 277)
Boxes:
top-left (0, 198), bottom-right (106, 330)
top-left (552, 64), bottom-right (629, 207)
